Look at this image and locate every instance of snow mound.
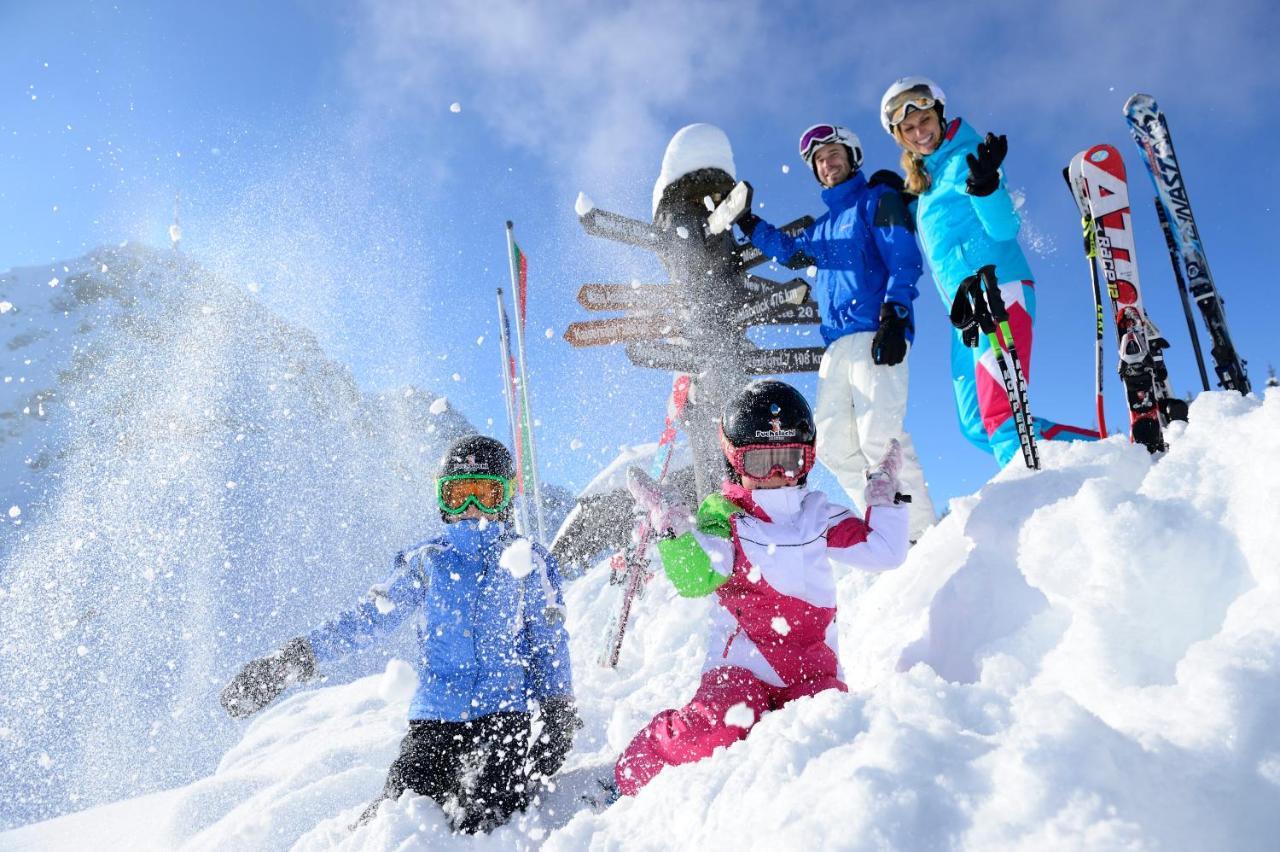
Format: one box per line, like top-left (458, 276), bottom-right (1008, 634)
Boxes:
top-left (651, 123), bottom-right (735, 217)
top-left (5, 390), bottom-right (1279, 851)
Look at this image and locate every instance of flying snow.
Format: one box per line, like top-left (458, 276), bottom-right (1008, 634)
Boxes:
top-left (500, 538), bottom-right (536, 579)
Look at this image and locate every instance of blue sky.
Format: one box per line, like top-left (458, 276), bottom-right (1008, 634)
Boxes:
top-left (3, 0), bottom-right (1277, 510)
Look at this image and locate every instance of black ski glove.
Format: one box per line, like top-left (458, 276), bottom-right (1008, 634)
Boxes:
top-left (220, 636), bottom-right (317, 719)
top-left (948, 286), bottom-right (980, 348)
top-left (529, 696), bottom-right (581, 781)
top-left (965, 133), bottom-right (1008, 197)
top-left (871, 302), bottom-right (911, 366)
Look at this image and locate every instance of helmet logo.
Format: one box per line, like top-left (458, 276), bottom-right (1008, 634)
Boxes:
top-left (454, 453), bottom-right (488, 473)
top-left (755, 411), bottom-right (797, 440)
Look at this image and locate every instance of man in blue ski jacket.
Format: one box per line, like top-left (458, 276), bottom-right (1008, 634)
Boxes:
top-left (736, 124), bottom-right (935, 540)
top-left (220, 435), bottom-right (576, 834)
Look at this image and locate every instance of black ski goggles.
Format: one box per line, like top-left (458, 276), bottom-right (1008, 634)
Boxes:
top-left (436, 475), bottom-right (513, 515)
top-left (726, 443), bottom-right (815, 481)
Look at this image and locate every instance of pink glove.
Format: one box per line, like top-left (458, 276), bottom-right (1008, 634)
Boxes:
top-left (863, 439), bottom-right (904, 508)
top-left (627, 467), bottom-right (692, 538)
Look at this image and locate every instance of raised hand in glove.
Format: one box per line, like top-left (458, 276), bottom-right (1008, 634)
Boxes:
top-left (528, 695), bottom-right (582, 781)
top-left (220, 636), bottom-right (317, 719)
top-left (871, 302), bottom-right (911, 366)
top-left (627, 466), bottom-right (692, 539)
top-left (737, 211), bottom-right (762, 239)
top-left (864, 439), bottom-right (905, 508)
top-left (965, 133), bottom-right (1008, 197)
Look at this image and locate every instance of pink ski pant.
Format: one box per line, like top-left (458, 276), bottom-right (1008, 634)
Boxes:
top-left (615, 665), bottom-right (845, 796)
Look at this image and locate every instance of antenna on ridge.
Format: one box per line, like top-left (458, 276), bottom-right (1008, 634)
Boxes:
top-left (169, 191), bottom-right (183, 252)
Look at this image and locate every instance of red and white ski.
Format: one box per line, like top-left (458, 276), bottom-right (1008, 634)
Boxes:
top-left (598, 374), bottom-right (691, 668)
top-left (1069, 145), bottom-right (1182, 453)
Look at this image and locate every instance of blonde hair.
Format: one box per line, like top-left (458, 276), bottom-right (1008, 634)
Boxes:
top-left (885, 86), bottom-right (941, 195)
top-left (895, 134), bottom-right (933, 195)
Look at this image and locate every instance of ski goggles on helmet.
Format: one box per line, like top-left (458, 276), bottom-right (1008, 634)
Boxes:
top-left (725, 443), bottom-right (816, 481)
top-left (436, 474), bottom-right (514, 515)
top-left (886, 94), bottom-right (938, 129)
top-left (798, 124), bottom-right (839, 164)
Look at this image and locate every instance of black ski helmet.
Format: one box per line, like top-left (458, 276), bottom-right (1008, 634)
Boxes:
top-left (438, 434), bottom-right (515, 480)
top-left (721, 380), bottom-right (817, 447)
top-left (437, 435), bottom-right (516, 522)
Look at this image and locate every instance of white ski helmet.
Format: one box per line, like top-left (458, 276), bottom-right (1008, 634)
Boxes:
top-left (880, 76), bottom-right (947, 135)
top-left (797, 124), bottom-right (863, 181)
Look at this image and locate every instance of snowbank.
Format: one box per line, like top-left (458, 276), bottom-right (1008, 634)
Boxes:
top-left (5, 389), bottom-right (1279, 850)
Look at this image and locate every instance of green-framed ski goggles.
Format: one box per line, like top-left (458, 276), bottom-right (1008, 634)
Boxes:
top-left (436, 474), bottom-right (514, 515)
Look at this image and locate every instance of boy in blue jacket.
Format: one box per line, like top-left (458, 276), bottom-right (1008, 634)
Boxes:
top-left (220, 435), bottom-right (576, 834)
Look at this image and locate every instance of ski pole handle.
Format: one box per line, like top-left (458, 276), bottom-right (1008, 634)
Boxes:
top-left (976, 265), bottom-right (1008, 322)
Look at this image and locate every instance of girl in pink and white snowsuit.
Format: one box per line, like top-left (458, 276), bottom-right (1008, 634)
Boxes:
top-left (615, 380), bottom-right (909, 796)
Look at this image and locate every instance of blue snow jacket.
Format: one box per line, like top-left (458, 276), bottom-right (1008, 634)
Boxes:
top-left (306, 519), bottom-right (572, 722)
top-left (914, 118), bottom-right (1034, 302)
top-left (747, 170), bottom-right (922, 346)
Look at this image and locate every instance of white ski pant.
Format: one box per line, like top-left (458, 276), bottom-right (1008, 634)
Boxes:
top-left (815, 331), bottom-right (936, 540)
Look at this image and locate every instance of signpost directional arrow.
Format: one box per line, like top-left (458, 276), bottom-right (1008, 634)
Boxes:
top-left (741, 346), bottom-right (827, 375)
top-left (577, 283), bottom-right (679, 313)
top-left (624, 341), bottom-right (701, 374)
top-left (578, 208), bottom-right (661, 250)
top-left (732, 278), bottom-right (818, 327)
top-left (564, 314), bottom-right (680, 348)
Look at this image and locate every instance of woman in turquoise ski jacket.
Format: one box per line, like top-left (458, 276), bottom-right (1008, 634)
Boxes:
top-left (879, 76), bottom-right (1096, 465)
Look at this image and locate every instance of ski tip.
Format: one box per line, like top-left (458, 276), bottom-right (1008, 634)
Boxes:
top-left (1123, 92), bottom-right (1157, 113)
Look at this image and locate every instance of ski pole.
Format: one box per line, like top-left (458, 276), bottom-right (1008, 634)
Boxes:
top-left (953, 274), bottom-right (1038, 470)
top-left (1154, 199), bottom-right (1210, 393)
top-left (976, 266), bottom-right (1040, 469)
top-left (1061, 166), bottom-right (1107, 439)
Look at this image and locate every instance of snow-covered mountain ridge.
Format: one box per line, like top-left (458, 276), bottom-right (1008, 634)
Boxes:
top-left (0, 244), bottom-right (482, 828)
top-left (6, 388), bottom-right (1277, 850)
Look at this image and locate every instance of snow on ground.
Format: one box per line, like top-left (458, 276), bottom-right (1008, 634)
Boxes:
top-left (4, 389), bottom-right (1280, 850)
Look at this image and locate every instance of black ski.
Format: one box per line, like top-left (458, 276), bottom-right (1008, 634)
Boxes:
top-left (1124, 93), bottom-right (1250, 394)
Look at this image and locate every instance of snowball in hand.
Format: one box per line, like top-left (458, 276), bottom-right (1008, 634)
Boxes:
top-left (500, 539), bottom-right (536, 578)
top-left (379, 659), bottom-right (419, 704)
top-left (724, 702), bottom-right (755, 729)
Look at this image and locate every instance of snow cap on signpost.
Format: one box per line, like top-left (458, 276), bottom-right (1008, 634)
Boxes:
top-left (651, 123), bottom-right (736, 217)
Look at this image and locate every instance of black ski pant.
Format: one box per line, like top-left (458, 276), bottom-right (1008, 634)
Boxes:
top-left (362, 711), bottom-right (532, 834)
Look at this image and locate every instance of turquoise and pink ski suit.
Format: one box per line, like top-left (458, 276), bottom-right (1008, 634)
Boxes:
top-left (614, 482), bottom-right (908, 795)
top-left (916, 118), bottom-right (1095, 465)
